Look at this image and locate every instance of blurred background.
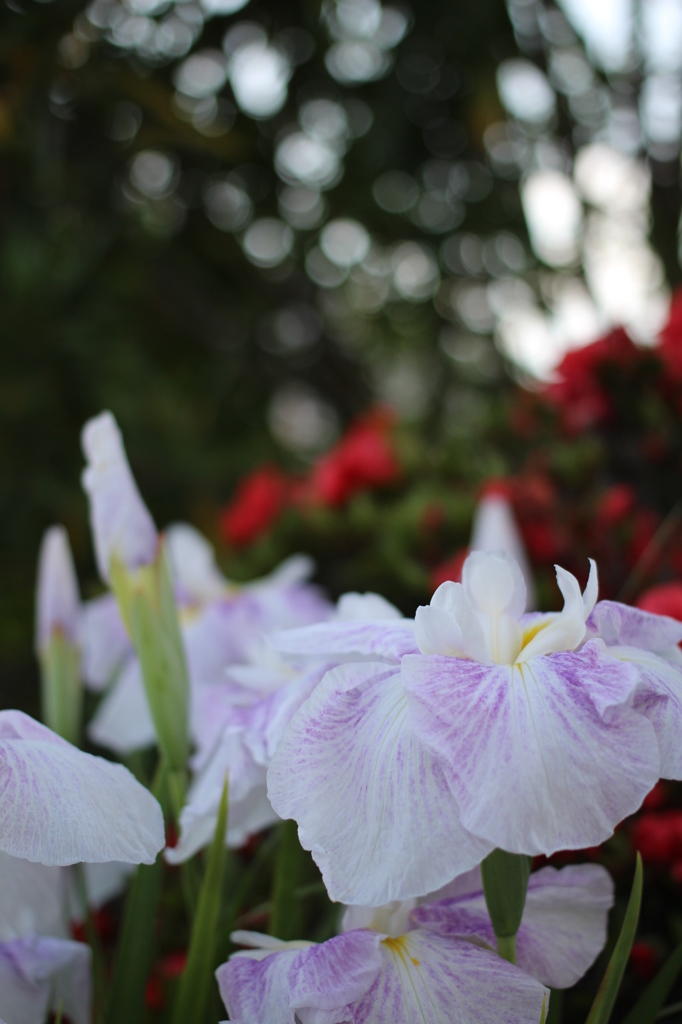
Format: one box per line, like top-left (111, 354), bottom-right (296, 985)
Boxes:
top-left (3, 0), bottom-right (682, 708)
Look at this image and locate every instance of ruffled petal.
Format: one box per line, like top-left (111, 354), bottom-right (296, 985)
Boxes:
top-left (413, 863), bottom-right (613, 989)
top-left (0, 935), bottom-right (91, 1024)
top-left (0, 711), bottom-right (164, 865)
top-left (81, 595), bottom-right (131, 692)
top-left (352, 931), bottom-right (548, 1024)
top-left (587, 600), bottom-right (682, 651)
top-left (607, 645), bottom-right (682, 778)
top-left (268, 664), bottom-right (492, 905)
top-left (81, 411), bottom-right (158, 580)
top-left (216, 930), bottom-right (383, 1024)
top-left (269, 621), bottom-right (418, 662)
top-left (87, 659), bottom-right (157, 755)
top-left (403, 641), bottom-right (660, 854)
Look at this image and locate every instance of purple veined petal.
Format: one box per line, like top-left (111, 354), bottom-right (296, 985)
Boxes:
top-left (35, 527), bottom-right (81, 652)
top-left (268, 620), bottom-right (419, 663)
top-left (164, 523), bottom-right (228, 604)
top-left (87, 658), bottom-right (157, 755)
top-left (587, 600), bottom-right (682, 651)
top-left (267, 663), bottom-right (493, 905)
top-left (166, 727), bottom-right (275, 864)
top-left (413, 863), bottom-right (613, 989)
top-left (216, 930), bottom-right (383, 1024)
top-left (403, 640), bottom-right (660, 855)
top-left (607, 644), bottom-right (682, 779)
top-left (80, 594), bottom-right (132, 693)
top-left (352, 930), bottom-right (548, 1024)
top-left (0, 710), bottom-right (164, 866)
top-left (0, 852), bottom-right (67, 941)
top-left (81, 411), bottom-right (158, 581)
top-left (0, 935), bottom-right (91, 1024)
top-left (470, 494), bottom-right (536, 611)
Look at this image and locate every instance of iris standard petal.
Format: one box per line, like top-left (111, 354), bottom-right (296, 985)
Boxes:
top-left (267, 663), bottom-right (492, 905)
top-left (416, 584), bottom-right (489, 662)
top-left (352, 931), bottom-right (548, 1024)
top-left (0, 711), bottom-right (164, 865)
top-left (216, 930), bottom-right (383, 1024)
top-left (269, 620), bottom-right (419, 662)
top-left (403, 640), bottom-right (660, 854)
top-left (608, 644), bottom-right (682, 779)
top-left (518, 564), bottom-right (591, 662)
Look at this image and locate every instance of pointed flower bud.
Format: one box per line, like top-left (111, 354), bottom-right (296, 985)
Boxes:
top-left (470, 487), bottom-right (536, 611)
top-left (35, 527), bottom-right (83, 745)
top-left (81, 411), bottom-right (157, 583)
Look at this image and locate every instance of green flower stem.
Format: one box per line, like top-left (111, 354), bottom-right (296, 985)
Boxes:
top-left (496, 933), bottom-right (517, 965)
top-left (39, 632), bottom-right (82, 745)
top-left (73, 863), bottom-right (107, 1024)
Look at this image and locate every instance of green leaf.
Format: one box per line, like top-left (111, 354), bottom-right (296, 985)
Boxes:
top-left (269, 819), bottom-right (304, 940)
top-left (171, 776), bottom-right (229, 1024)
top-left (584, 853), bottom-right (643, 1024)
top-left (106, 763), bottom-right (166, 1024)
top-left (620, 941), bottom-right (682, 1024)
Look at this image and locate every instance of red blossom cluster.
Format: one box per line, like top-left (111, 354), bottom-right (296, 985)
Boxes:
top-left (219, 409), bottom-right (400, 547)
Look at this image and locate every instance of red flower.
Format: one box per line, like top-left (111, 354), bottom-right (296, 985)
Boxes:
top-left (596, 485), bottom-right (636, 528)
top-left (307, 410), bottom-right (399, 507)
top-left (629, 941), bottom-right (660, 981)
top-left (220, 466), bottom-right (290, 547)
top-left (159, 950), bottom-right (187, 979)
top-left (658, 288), bottom-right (682, 381)
top-left (642, 781), bottom-right (669, 810)
top-left (637, 582), bottom-right (682, 621)
top-left (632, 810), bottom-right (682, 863)
top-left (430, 548), bottom-right (468, 591)
top-left (545, 329), bottom-right (636, 433)
top-left (144, 977), bottom-right (165, 1011)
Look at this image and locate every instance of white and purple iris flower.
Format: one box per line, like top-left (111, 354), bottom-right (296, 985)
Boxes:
top-left (0, 852), bottom-right (90, 1024)
top-left (217, 862), bottom-right (613, 1024)
top-left (0, 710), bottom-right (164, 866)
top-left (268, 550), bottom-right (671, 904)
top-left (167, 592), bottom-right (404, 862)
top-left (82, 524), bottom-right (331, 757)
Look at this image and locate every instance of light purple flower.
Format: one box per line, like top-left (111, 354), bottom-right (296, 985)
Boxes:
top-left (586, 600), bottom-right (682, 779)
top-left (0, 710), bottom-right (164, 865)
top-left (0, 851), bottom-right (91, 1024)
top-left (81, 411), bottom-right (158, 581)
top-left (0, 935), bottom-right (91, 1024)
top-left (85, 529), bottom-right (332, 758)
top-left (268, 552), bottom-right (660, 902)
top-left (35, 526), bottom-right (81, 653)
top-left (167, 591), bottom-right (398, 863)
top-left (217, 912), bottom-right (549, 1024)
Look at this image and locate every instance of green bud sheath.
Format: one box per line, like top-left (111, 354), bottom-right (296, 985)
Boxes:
top-left (111, 550), bottom-right (190, 771)
top-left (39, 632), bottom-right (83, 746)
top-left (481, 848), bottom-right (532, 964)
